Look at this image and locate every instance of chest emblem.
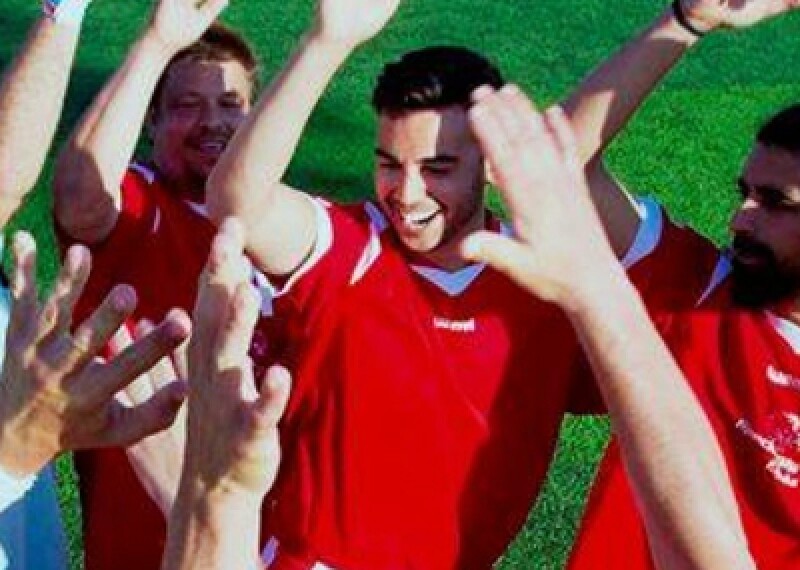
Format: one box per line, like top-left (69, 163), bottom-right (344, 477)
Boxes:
top-left (767, 365), bottom-right (800, 393)
top-left (736, 413), bottom-right (800, 488)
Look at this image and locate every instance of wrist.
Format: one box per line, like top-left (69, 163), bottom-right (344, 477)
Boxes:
top-left (672, 0), bottom-right (719, 36)
top-left (141, 28), bottom-right (185, 62)
top-left (306, 26), bottom-right (364, 56)
top-left (561, 263), bottom-right (634, 320)
top-left (0, 421), bottom-right (53, 478)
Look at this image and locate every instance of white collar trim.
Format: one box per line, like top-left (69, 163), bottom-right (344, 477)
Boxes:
top-left (766, 311), bottom-right (800, 354)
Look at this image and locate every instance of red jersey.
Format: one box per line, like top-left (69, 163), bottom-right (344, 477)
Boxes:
top-left (59, 165), bottom-right (267, 570)
top-left (568, 206), bottom-right (800, 569)
top-left (258, 200), bottom-right (602, 570)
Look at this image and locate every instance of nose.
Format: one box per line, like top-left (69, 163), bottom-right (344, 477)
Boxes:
top-left (394, 169), bottom-right (426, 205)
top-left (197, 103), bottom-right (224, 129)
top-left (730, 197), bottom-right (759, 235)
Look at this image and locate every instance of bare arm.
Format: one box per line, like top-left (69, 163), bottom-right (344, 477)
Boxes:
top-left (206, 0), bottom-right (399, 276)
top-left (53, 0), bottom-right (226, 244)
top-left (564, 0), bottom-right (800, 256)
top-left (162, 220), bottom-right (289, 570)
top-left (0, 5), bottom-right (87, 227)
top-left (464, 87), bottom-right (752, 569)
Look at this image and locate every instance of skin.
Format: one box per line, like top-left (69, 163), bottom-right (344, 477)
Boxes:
top-left (374, 107), bottom-right (487, 270)
top-left (0, 15), bottom-right (84, 226)
top-left (205, 0), bottom-right (401, 276)
top-left (161, 220), bottom-right (290, 570)
top-left (148, 58), bottom-right (252, 199)
top-left (464, 85), bottom-right (753, 570)
top-left (564, 0), bottom-right (800, 259)
top-left (729, 144), bottom-right (800, 310)
top-left (53, 0), bottom-right (232, 244)
top-left (0, 234), bottom-right (190, 479)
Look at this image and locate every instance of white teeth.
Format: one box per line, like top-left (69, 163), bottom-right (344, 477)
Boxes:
top-left (402, 211), bottom-right (438, 225)
top-left (199, 141), bottom-right (225, 152)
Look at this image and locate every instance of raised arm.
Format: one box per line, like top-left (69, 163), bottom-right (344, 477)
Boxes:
top-left (563, 0), bottom-right (800, 256)
top-left (206, 0), bottom-right (399, 276)
top-left (162, 220), bottom-right (289, 570)
top-left (0, 0), bottom-right (89, 227)
top-left (464, 86), bottom-right (753, 570)
top-left (53, 0), bottom-right (226, 244)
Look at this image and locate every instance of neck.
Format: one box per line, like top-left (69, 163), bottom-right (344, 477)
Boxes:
top-left (410, 209), bottom-right (488, 272)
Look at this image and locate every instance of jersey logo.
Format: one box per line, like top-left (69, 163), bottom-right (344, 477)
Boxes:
top-left (767, 365), bottom-right (800, 393)
top-left (433, 316), bottom-right (476, 333)
top-left (736, 413), bottom-right (800, 488)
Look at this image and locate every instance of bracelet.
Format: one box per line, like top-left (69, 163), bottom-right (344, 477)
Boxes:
top-left (672, 0), bottom-right (707, 38)
top-left (0, 462), bottom-right (36, 512)
top-left (42, 0), bottom-right (91, 28)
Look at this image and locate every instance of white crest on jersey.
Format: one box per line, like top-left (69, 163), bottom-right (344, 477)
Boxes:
top-left (767, 364), bottom-right (800, 393)
top-left (736, 414), bottom-right (800, 488)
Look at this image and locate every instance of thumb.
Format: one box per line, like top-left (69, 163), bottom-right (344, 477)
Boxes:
top-left (461, 231), bottom-right (535, 283)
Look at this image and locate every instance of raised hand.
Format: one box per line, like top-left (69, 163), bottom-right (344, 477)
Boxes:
top-left (462, 86), bottom-right (621, 311)
top-left (313, 0), bottom-right (401, 48)
top-left (180, 218), bottom-right (290, 502)
top-left (116, 321), bottom-right (188, 517)
top-left (0, 233), bottom-right (190, 478)
top-left (681, 0), bottom-right (800, 32)
top-left (147, 0), bottom-right (229, 53)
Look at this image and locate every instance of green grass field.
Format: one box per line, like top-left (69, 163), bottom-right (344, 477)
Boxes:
top-left (2, 0), bottom-right (800, 568)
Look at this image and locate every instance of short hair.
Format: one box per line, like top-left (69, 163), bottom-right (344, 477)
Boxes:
top-left (150, 23), bottom-right (258, 115)
top-left (372, 46), bottom-right (505, 115)
top-left (756, 104), bottom-right (800, 154)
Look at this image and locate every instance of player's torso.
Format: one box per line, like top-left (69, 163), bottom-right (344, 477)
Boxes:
top-left (672, 307), bottom-right (800, 566)
top-left (267, 210), bottom-right (586, 570)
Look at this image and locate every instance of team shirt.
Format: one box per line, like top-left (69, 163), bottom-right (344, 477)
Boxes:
top-left (568, 205), bottom-right (800, 569)
top-left (255, 197), bottom-right (689, 570)
top-left (58, 164), bottom-right (267, 570)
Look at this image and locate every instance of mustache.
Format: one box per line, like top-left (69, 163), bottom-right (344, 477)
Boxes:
top-left (731, 235), bottom-right (775, 262)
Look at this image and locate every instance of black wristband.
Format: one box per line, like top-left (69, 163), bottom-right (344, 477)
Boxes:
top-left (672, 0), bottom-right (707, 38)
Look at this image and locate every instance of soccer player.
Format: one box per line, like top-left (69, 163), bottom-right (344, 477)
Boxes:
top-left (466, 84), bottom-right (754, 570)
top-left (51, 0), bottom-right (264, 566)
top-left (163, 91), bottom-right (757, 570)
top-left (203, 0), bottom-right (665, 566)
top-left (561, 0), bottom-right (800, 568)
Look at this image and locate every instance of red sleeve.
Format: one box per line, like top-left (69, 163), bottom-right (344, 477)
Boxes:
top-left (627, 214), bottom-right (720, 320)
top-left (270, 201), bottom-right (373, 318)
top-left (58, 167), bottom-right (159, 324)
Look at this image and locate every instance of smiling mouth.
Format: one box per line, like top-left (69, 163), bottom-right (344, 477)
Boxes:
top-left (193, 140), bottom-right (228, 156)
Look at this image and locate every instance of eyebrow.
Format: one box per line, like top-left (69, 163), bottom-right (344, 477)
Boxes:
top-left (375, 148), bottom-right (460, 164)
top-left (738, 178), bottom-right (800, 202)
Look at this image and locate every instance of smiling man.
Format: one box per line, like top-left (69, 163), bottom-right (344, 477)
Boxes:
top-left (561, 0), bottom-right (800, 567)
top-left (204, 0), bottom-right (614, 566)
top-left (51, 0), bottom-right (260, 568)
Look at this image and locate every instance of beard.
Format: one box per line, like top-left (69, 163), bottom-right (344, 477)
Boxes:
top-left (731, 235), bottom-right (800, 308)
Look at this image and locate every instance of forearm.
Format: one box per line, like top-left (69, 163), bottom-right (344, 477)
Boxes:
top-left (207, 33), bottom-right (351, 274)
top-left (163, 484), bottom-right (262, 570)
top-left (566, 269), bottom-right (753, 570)
top-left (0, 16), bottom-right (82, 225)
top-left (564, 7), bottom-right (698, 165)
top-left (54, 30), bottom-right (175, 241)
